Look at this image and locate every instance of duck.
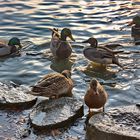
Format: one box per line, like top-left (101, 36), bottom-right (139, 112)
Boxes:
top-left (0, 37), bottom-right (22, 57)
top-left (84, 78), bottom-right (108, 113)
top-left (30, 70), bottom-right (73, 98)
top-left (82, 37), bottom-right (123, 68)
top-left (50, 28), bottom-right (75, 59)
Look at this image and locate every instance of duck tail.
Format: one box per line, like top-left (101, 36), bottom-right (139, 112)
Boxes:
top-left (52, 28), bottom-right (59, 37)
top-left (31, 86), bottom-right (47, 93)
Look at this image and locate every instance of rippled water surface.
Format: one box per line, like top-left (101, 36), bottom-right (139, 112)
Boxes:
top-left (0, 0), bottom-right (140, 139)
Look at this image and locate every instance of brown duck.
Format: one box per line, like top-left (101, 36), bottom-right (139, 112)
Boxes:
top-left (31, 70), bottom-right (73, 98)
top-left (84, 78), bottom-right (108, 113)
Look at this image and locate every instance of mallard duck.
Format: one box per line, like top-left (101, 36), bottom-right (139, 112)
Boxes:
top-left (50, 28), bottom-right (75, 59)
top-left (0, 37), bottom-right (22, 57)
top-left (30, 70), bottom-right (73, 98)
top-left (82, 37), bottom-right (123, 68)
top-left (84, 78), bottom-right (108, 113)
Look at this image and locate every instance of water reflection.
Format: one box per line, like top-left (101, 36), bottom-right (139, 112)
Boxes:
top-left (0, 0), bottom-right (140, 139)
top-left (50, 59), bottom-right (74, 73)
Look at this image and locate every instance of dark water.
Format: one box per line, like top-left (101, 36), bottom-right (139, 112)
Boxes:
top-left (0, 0), bottom-right (140, 139)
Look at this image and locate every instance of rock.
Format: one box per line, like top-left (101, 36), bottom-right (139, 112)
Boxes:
top-left (86, 105), bottom-right (140, 140)
top-left (29, 97), bottom-right (83, 132)
top-left (0, 82), bottom-right (37, 110)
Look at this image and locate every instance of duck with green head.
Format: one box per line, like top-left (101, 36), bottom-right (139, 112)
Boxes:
top-left (0, 37), bottom-right (22, 57)
top-left (82, 37), bottom-right (123, 68)
top-left (50, 28), bottom-right (75, 59)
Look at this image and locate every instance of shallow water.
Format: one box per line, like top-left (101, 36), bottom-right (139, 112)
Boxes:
top-left (0, 0), bottom-right (140, 139)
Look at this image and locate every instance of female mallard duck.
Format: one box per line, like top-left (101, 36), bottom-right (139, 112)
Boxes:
top-left (0, 37), bottom-right (22, 57)
top-left (84, 78), bottom-right (108, 113)
top-left (82, 37), bottom-right (123, 68)
top-left (31, 70), bottom-right (73, 98)
top-left (50, 28), bottom-right (75, 59)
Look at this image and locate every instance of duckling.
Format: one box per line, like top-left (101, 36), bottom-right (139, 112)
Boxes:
top-left (82, 37), bottom-right (123, 68)
top-left (84, 78), bottom-right (108, 113)
top-left (50, 28), bottom-right (75, 59)
top-left (30, 70), bottom-right (73, 98)
top-left (0, 37), bottom-right (22, 57)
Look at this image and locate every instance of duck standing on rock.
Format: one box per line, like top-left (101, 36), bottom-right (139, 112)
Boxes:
top-left (50, 28), bottom-right (75, 59)
top-left (82, 37), bottom-right (123, 68)
top-left (30, 70), bottom-right (73, 99)
top-left (0, 37), bottom-right (22, 57)
top-left (84, 78), bottom-right (108, 113)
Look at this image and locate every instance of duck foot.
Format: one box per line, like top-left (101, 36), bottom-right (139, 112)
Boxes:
top-left (51, 129), bottom-right (62, 137)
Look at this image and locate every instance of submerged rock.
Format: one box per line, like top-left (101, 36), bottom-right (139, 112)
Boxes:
top-left (86, 105), bottom-right (140, 140)
top-left (0, 82), bottom-right (37, 110)
top-left (29, 97), bottom-right (83, 132)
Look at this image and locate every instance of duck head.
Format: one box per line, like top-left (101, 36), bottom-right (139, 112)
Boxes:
top-left (82, 37), bottom-right (98, 48)
top-left (8, 37), bottom-right (22, 49)
top-left (61, 70), bottom-right (71, 78)
top-left (90, 79), bottom-right (99, 95)
top-left (61, 28), bottom-right (75, 41)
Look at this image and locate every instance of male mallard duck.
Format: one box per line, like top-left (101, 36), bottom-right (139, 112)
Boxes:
top-left (0, 37), bottom-right (22, 57)
top-left (31, 70), bottom-right (73, 98)
top-left (50, 28), bottom-right (75, 59)
top-left (84, 78), bottom-right (108, 113)
top-left (82, 37), bottom-right (123, 68)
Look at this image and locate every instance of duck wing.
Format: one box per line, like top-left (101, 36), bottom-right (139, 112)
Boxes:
top-left (31, 74), bottom-right (72, 97)
top-left (0, 43), bottom-right (11, 56)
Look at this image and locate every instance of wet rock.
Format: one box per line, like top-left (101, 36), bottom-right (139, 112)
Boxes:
top-left (86, 105), bottom-right (140, 140)
top-left (29, 97), bottom-right (83, 132)
top-left (0, 82), bottom-right (37, 110)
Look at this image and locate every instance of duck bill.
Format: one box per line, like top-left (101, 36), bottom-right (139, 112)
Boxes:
top-left (82, 39), bottom-right (89, 43)
top-left (69, 34), bottom-right (75, 42)
top-left (18, 44), bottom-right (23, 49)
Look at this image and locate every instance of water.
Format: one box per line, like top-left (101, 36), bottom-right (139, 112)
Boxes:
top-left (0, 0), bottom-right (140, 139)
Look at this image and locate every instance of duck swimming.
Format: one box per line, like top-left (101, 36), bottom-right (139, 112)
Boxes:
top-left (50, 28), bottom-right (75, 59)
top-left (82, 37), bottom-right (123, 68)
top-left (30, 70), bottom-right (73, 98)
top-left (0, 37), bottom-right (22, 57)
top-left (84, 78), bottom-right (108, 113)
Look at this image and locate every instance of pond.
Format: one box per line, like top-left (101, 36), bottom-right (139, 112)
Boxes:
top-left (0, 0), bottom-right (140, 139)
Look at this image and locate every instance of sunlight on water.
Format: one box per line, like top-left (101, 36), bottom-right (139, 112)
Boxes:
top-left (0, 0), bottom-right (140, 139)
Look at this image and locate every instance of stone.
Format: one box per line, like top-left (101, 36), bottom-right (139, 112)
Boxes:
top-left (0, 82), bottom-right (37, 110)
top-left (86, 105), bottom-right (140, 140)
top-left (29, 97), bottom-right (83, 132)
